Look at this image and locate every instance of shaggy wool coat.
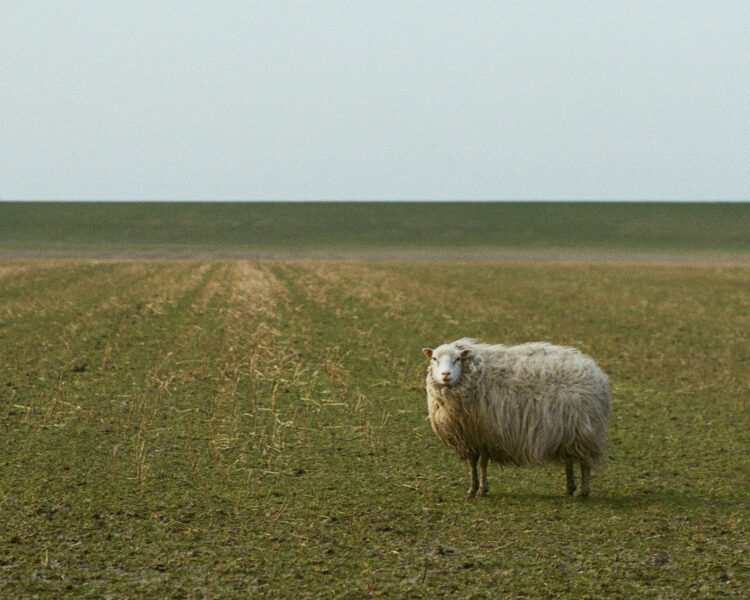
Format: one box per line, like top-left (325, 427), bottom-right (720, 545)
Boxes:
top-left (426, 340), bottom-right (610, 467)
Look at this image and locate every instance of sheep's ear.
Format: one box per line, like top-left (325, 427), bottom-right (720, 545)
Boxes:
top-left (461, 349), bottom-right (472, 359)
top-left (423, 348), bottom-right (433, 359)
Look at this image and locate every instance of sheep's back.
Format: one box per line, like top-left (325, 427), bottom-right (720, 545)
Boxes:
top-left (480, 343), bottom-right (610, 464)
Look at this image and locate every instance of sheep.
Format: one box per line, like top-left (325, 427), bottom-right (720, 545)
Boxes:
top-left (422, 338), bottom-right (610, 498)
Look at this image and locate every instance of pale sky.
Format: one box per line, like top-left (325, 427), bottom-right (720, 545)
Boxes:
top-left (2, 2), bottom-right (749, 201)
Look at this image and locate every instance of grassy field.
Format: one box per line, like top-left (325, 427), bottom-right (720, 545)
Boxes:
top-left (1, 201), bottom-right (749, 255)
top-left (0, 258), bottom-right (747, 598)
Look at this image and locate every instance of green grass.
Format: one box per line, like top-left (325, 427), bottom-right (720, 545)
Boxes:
top-left (1, 201), bottom-right (749, 255)
top-left (0, 259), bottom-right (747, 598)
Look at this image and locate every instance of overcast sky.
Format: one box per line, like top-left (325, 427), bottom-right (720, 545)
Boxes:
top-left (2, 2), bottom-right (749, 201)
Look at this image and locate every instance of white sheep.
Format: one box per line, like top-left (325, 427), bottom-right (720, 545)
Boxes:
top-left (423, 338), bottom-right (610, 498)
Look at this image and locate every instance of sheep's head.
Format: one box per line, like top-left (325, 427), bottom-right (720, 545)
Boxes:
top-left (423, 344), bottom-right (472, 386)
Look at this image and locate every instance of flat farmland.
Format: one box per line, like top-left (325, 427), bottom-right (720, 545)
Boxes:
top-left (1, 258), bottom-right (748, 598)
top-left (2, 201), bottom-right (749, 256)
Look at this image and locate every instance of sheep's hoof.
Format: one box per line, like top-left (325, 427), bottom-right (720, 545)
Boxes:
top-left (566, 485), bottom-right (577, 496)
top-left (477, 486), bottom-right (488, 497)
top-left (578, 489), bottom-right (590, 498)
top-left (466, 488), bottom-right (477, 498)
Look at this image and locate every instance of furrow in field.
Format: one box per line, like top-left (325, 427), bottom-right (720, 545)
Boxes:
top-left (100, 260), bottom-right (292, 490)
top-left (200, 260), bottom-right (308, 480)
top-left (291, 260), bottom-right (446, 317)
top-left (0, 261), bottom-right (217, 428)
top-left (91, 261), bottom-right (218, 371)
top-left (0, 260), bottom-right (165, 332)
top-left (42, 261), bottom-right (226, 487)
top-left (288, 260), bottom-right (503, 346)
top-left (0, 261), bottom-right (209, 378)
top-left (269, 261), bottom-right (428, 381)
top-left (262, 263), bottom-right (434, 478)
top-left (0, 260), bottom-right (238, 588)
top-left (267, 261), bottom-right (490, 406)
top-left (0, 260), bottom-right (148, 317)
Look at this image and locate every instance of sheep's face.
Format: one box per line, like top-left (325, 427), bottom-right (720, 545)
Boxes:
top-left (423, 345), bottom-right (471, 386)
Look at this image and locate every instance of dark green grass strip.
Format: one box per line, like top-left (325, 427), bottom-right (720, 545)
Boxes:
top-left (1, 201), bottom-right (749, 254)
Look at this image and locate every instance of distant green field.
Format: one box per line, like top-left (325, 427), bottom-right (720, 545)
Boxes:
top-left (1, 259), bottom-right (748, 598)
top-left (1, 201), bottom-right (748, 255)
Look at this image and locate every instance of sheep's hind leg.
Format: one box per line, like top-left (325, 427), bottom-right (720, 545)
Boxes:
top-left (477, 455), bottom-right (489, 496)
top-left (467, 455), bottom-right (479, 498)
top-left (579, 463), bottom-right (591, 497)
top-left (565, 455), bottom-right (577, 495)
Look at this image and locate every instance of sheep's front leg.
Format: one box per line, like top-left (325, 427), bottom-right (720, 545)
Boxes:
top-left (579, 463), bottom-right (591, 497)
top-left (467, 455), bottom-right (479, 498)
top-left (477, 455), bottom-right (489, 496)
top-left (565, 455), bottom-right (577, 495)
